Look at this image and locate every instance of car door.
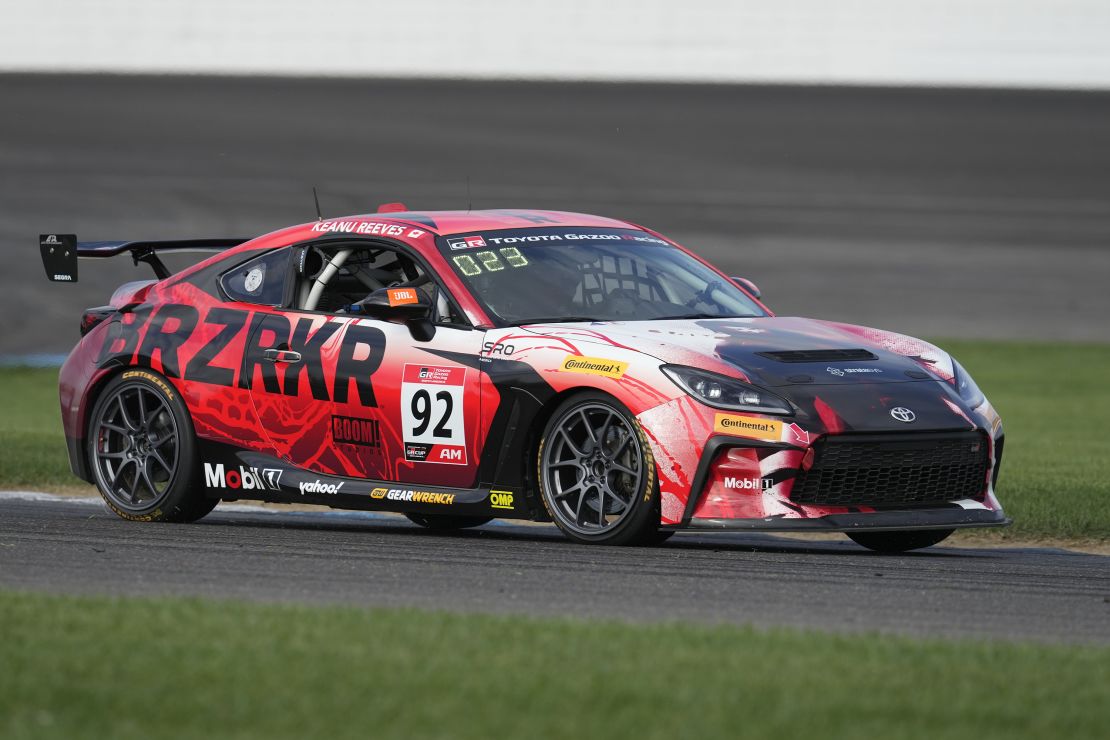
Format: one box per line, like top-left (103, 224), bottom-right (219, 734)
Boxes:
top-left (239, 243), bottom-right (486, 489)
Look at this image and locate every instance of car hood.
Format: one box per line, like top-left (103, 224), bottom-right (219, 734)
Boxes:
top-left (521, 316), bottom-right (955, 388)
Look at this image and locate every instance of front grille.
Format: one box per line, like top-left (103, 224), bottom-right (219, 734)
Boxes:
top-left (757, 349), bottom-right (878, 363)
top-left (791, 431), bottom-right (989, 507)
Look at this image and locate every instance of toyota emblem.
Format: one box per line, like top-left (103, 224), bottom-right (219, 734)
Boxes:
top-left (890, 407), bottom-right (916, 423)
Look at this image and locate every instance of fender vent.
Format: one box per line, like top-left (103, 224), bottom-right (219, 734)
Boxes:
top-left (757, 349), bottom-right (878, 363)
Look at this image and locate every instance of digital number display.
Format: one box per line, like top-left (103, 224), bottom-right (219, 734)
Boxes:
top-left (475, 251), bottom-right (505, 271)
top-left (453, 254), bottom-right (481, 276)
top-left (453, 247), bottom-right (529, 277)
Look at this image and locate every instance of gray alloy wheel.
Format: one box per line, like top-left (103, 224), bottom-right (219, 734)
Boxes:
top-left (88, 370), bottom-right (215, 522)
top-left (538, 396), bottom-right (659, 545)
top-left (92, 379), bottom-right (181, 512)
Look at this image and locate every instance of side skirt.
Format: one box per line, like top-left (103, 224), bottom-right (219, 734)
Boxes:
top-left (196, 440), bottom-right (533, 520)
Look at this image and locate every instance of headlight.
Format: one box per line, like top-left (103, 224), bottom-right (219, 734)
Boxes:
top-left (661, 365), bottom-right (793, 415)
top-left (952, 358), bottom-right (986, 408)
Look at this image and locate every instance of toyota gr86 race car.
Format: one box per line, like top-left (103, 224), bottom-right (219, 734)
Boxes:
top-left (39, 208), bottom-right (1008, 551)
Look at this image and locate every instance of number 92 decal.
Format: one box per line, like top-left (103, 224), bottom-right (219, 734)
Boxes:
top-left (400, 364), bottom-right (467, 465)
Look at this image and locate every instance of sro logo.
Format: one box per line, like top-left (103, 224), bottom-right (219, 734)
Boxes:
top-left (481, 341), bottom-right (516, 356)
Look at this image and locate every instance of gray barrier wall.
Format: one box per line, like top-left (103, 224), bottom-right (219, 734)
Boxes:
top-left (4, 0), bottom-right (1110, 88)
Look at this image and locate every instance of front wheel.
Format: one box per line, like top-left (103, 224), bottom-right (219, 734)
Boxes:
top-left (537, 393), bottom-right (659, 545)
top-left (88, 369), bottom-right (216, 523)
top-left (847, 529), bottom-right (955, 553)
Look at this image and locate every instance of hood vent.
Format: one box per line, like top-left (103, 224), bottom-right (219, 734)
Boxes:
top-left (757, 349), bottom-right (878, 363)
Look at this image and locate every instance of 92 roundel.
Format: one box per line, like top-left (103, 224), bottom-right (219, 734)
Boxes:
top-left (402, 365), bottom-right (467, 465)
top-left (43, 208), bottom-right (1008, 551)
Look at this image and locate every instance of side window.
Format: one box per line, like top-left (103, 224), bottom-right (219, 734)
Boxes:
top-left (297, 244), bottom-right (466, 326)
top-left (220, 249), bottom-right (291, 306)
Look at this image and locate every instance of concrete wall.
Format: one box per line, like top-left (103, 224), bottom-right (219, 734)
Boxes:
top-left (3, 0), bottom-right (1109, 88)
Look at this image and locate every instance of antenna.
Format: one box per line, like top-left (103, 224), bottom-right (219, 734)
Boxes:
top-left (466, 175), bottom-right (472, 213)
top-left (312, 186), bottom-right (323, 221)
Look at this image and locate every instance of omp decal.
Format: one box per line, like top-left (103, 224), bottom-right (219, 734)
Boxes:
top-left (401, 364), bottom-right (467, 465)
top-left (713, 414), bottom-right (783, 441)
top-left (560, 355), bottom-right (628, 379)
top-left (121, 369), bottom-right (177, 401)
top-left (489, 490), bottom-right (515, 510)
top-left (387, 288), bottom-right (419, 306)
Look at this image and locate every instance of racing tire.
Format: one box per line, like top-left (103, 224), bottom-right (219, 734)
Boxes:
top-left (87, 369), bottom-right (216, 523)
top-left (537, 392), bottom-right (660, 546)
top-left (405, 513), bottom-right (492, 530)
top-left (847, 528), bottom-right (955, 553)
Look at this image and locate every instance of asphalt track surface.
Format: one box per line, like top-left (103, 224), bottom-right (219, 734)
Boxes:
top-left (2, 74), bottom-right (1110, 354)
top-left (2, 494), bottom-right (1107, 644)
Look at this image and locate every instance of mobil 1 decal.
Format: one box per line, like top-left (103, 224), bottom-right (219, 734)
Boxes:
top-left (401, 364), bottom-right (467, 465)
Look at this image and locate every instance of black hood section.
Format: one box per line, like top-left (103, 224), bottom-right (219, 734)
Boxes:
top-left (784, 379), bottom-right (976, 434)
top-left (704, 321), bottom-right (933, 388)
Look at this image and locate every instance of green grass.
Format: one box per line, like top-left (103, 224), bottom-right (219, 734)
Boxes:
top-left (0, 367), bottom-right (77, 490)
top-left (939, 341), bottom-right (1110, 541)
top-left (0, 340), bottom-right (1107, 540)
top-left (1, 591), bottom-right (1107, 740)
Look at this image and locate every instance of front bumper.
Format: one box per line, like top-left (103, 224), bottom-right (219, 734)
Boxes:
top-left (673, 428), bottom-right (1007, 532)
top-left (676, 506), bottom-right (1009, 532)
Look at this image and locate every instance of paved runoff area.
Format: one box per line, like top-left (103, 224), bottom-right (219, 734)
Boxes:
top-left (1, 493), bottom-right (1107, 643)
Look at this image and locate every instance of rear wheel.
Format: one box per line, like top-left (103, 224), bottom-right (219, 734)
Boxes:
top-left (537, 393), bottom-right (659, 545)
top-left (88, 370), bottom-right (216, 523)
top-left (847, 529), bottom-right (954, 553)
top-left (405, 513), bottom-right (492, 530)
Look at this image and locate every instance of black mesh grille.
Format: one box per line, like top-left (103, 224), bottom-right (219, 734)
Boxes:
top-left (757, 349), bottom-right (878, 363)
top-left (791, 432), bottom-right (989, 507)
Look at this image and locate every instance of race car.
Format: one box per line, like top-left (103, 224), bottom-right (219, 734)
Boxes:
top-left (40, 207), bottom-right (1008, 551)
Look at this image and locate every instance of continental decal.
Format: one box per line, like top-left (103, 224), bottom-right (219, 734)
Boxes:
top-left (713, 414), bottom-right (783, 441)
top-left (560, 355), bottom-right (628, 379)
top-left (121, 370), bottom-right (176, 401)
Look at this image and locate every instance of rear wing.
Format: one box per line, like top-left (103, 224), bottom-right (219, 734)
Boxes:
top-left (39, 234), bottom-right (249, 282)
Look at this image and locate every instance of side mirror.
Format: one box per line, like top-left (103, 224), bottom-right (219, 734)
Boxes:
top-left (356, 287), bottom-right (431, 321)
top-left (730, 276), bottom-right (761, 300)
top-left (354, 287), bottom-right (435, 340)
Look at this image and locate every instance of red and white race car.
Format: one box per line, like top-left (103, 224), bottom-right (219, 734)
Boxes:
top-left (41, 208), bottom-right (1007, 550)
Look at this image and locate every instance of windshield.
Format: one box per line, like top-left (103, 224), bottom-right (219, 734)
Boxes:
top-left (436, 227), bottom-right (766, 326)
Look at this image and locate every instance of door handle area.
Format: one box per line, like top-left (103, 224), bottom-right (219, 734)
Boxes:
top-left (264, 348), bottom-right (302, 364)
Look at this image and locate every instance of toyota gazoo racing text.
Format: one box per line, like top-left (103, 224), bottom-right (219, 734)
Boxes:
top-left (40, 208), bottom-right (1007, 550)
